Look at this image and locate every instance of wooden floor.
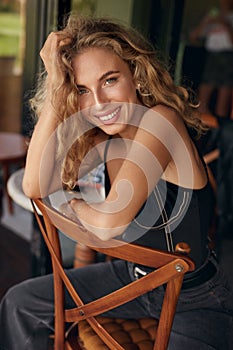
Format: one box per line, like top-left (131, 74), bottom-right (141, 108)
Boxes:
top-left (0, 223), bottom-right (31, 300)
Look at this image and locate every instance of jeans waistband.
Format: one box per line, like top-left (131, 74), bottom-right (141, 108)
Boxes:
top-left (181, 259), bottom-right (216, 289)
top-left (133, 259), bottom-right (217, 290)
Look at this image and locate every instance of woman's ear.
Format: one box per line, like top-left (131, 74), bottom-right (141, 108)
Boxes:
top-left (135, 82), bottom-right (141, 94)
top-left (135, 82), bottom-right (141, 90)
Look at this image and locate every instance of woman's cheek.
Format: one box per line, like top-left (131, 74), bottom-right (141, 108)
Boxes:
top-left (80, 109), bottom-right (99, 127)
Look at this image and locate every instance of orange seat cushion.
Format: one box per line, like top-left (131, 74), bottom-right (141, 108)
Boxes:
top-left (78, 317), bottom-right (159, 350)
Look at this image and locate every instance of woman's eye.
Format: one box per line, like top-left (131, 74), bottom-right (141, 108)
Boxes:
top-left (105, 77), bottom-right (117, 85)
top-left (77, 88), bottom-right (88, 95)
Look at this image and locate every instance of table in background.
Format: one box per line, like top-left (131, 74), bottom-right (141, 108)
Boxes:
top-left (0, 132), bottom-right (27, 214)
top-left (7, 168), bottom-right (104, 276)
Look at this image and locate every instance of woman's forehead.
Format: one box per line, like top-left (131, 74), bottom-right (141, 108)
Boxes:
top-left (72, 47), bottom-right (127, 72)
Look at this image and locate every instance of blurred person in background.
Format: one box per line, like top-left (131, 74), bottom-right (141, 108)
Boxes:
top-left (190, 0), bottom-right (233, 119)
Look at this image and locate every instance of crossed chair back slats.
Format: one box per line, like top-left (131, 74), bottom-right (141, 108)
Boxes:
top-left (32, 198), bottom-right (195, 350)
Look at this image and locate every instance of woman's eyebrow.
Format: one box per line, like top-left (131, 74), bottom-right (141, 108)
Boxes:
top-left (76, 84), bottom-right (86, 89)
top-left (98, 70), bottom-right (120, 82)
top-left (76, 70), bottom-right (120, 88)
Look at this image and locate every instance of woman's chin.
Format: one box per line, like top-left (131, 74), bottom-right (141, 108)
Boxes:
top-left (99, 123), bottom-right (127, 136)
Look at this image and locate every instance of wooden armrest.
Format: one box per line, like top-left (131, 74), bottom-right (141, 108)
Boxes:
top-left (203, 149), bottom-right (219, 164)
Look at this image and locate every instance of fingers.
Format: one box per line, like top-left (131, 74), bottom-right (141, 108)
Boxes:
top-left (59, 202), bottom-right (85, 226)
top-left (69, 198), bottom-right (86, 213)
top-left (39, 31), bottom-right (72, 82)
top-left (40, 31), bottom-right (71, 58)
top-left (40, 32), bottom-right (61, 63)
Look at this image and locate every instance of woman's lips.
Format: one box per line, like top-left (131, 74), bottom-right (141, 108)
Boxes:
top-left (95, 106), bottom-right (121, 125)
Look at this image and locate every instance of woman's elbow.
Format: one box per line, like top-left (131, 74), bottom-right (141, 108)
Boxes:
top-left (22, 177), bottom-right (41, 199)
top-left (87, 213), bottom-right (128, 241)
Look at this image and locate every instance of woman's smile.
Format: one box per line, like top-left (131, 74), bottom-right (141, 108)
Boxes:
top-left (95, 106), bottom-right (121, 124)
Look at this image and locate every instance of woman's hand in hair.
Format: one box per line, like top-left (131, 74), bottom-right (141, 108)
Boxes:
top-left (40, 32), bottom-right (70, 90)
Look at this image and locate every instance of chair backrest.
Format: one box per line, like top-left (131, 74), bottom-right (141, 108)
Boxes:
top-left (32, 198), bottom-right (195, 350)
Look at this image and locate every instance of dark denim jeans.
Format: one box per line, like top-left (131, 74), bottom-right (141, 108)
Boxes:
top-left (0, 255), bottom-right (233, 350)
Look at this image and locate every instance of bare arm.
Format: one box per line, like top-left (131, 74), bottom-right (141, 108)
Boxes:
top-left (23, 31), bottom-right (104, 197)
top-left (22, 32), bottom-right (68, 198)
top-left (22, 107), bottom-right (61, 198)
top-left (70, 108), bottom-right (195, 240)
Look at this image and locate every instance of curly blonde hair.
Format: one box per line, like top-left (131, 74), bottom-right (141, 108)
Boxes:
top-left (30, 15), bottom-right (205, 189)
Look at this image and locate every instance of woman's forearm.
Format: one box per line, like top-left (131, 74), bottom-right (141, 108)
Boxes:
top-left (22, 95), bottom-right (61, 198)
top-left (23, 32), bottom-right (69, 198)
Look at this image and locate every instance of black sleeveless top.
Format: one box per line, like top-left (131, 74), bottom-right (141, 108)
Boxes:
top-left (104, 138), bottom-right (212, 268)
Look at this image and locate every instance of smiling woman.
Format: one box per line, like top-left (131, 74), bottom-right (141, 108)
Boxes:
top-left (1, 14), bottom-right (233, 350)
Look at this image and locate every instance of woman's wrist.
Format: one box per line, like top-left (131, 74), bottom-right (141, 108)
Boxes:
top-left (70, 198), bottom-right (86, 213)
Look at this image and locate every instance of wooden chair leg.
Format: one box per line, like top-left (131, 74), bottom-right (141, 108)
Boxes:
top-left (74, 243), bottom-right (97, 268)
top-left (2, 163), bottom-right (14, 214)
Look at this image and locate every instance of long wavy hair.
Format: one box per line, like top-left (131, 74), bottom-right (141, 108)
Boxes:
top-left (30, 15), bottom-right (205, 189)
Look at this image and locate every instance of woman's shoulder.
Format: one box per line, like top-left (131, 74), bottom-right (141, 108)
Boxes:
top-left (135, 104), bottom-right (185, 158)
top-left (150, 104), bottom-right (182, 123)
top-left (141, 104), bottom-right (185, 134)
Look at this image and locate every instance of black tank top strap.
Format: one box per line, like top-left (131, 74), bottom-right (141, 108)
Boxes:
top-left (104, 136), bottom-right (112, 196)
top-left (104, 136), bottom-right (112, 163)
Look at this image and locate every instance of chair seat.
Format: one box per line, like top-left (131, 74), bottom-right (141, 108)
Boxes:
top-left (78, 317), bottom-right (159, 350)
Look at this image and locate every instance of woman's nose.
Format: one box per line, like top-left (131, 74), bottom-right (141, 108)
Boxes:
top-left (92, 90), bottom-right (108, 110)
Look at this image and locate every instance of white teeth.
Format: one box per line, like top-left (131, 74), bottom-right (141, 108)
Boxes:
top-left (98, 107), bottom-right (120, 121)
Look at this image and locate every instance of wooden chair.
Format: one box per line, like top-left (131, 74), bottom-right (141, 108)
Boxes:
top-left (201, 113), bottom-right (219, 130)
top-left (32, 198), bottom-right (195, 350)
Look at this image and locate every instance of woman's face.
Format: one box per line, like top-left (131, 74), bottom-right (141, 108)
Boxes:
top-left (72, 47), bottom-right (141, 136)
